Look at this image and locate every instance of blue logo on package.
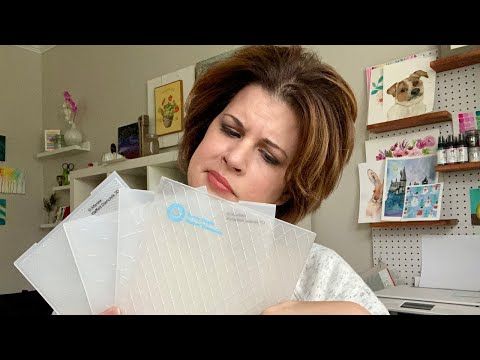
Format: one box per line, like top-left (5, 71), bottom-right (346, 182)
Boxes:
top-left (166, 203), bottom-right (222, 235)
top-left (167, 203), bottom-right (185, 222)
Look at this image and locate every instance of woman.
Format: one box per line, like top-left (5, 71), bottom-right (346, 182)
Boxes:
top-left (105, 45), bottom-right (389, 315)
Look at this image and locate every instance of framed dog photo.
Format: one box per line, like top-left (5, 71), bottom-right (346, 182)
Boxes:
top-left (153, 80), bottom-right (183, 137)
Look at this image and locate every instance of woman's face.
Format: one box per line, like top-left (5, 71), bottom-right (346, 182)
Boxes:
top-left (188, 84), bottom-right (299, 204)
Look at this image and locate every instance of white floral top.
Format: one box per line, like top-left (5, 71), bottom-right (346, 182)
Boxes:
top-left (293, 243), bottom-right (390, 315)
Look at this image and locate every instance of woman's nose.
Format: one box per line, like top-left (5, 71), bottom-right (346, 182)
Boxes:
top-left (223, 145), bottom-right (249, 174)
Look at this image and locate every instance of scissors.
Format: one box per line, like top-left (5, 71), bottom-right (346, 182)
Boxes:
top-left (62, 162), bottom-right (74, 172)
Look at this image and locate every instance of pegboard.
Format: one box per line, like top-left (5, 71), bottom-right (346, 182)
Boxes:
top-left (371, 61), bottom-right (480, 286)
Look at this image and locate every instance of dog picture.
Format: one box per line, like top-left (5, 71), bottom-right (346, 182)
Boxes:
top-left (386, 70), bottom-right (428, 120)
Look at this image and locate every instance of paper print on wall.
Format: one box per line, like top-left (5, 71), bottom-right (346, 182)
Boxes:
top-left (0, 135), bottom-right (5, 162)
top-left (154, 80), bottom-right (183, 136)
top-left (366, 66), bottom-right (385, 125)
top-left (365, 49), bottom-right (437, 126)
top-left (0, 198), bottom-right (5, 225)
top-left (402, 183), bottom-right (443, 221)
top-left (365, 128), bottom-right (439, 162)
top-left (358, 161), bottom-right (385, 223)
top-left (383, 55), bottom-right (437, 121)
top-left (470, 188), bottom-right (480, 226)
top-left (382, 155), bottom-right (438, 221)
top-left (0, 166), bottom-right (26, 194)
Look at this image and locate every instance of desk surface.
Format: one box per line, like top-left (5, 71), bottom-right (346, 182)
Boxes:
top-left (375, 286), bottom-right (480, 315)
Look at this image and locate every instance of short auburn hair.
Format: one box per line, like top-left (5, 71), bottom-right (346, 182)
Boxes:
top-left (178, 45), bottom-right (357, 224)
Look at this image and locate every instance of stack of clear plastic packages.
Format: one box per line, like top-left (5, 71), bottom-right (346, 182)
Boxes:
top-left (15, 173), bottom-right (316, 314)
top-left (14, 172), bottom-right (129, 315)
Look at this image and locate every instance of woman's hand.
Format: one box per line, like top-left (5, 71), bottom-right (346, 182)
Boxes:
top-left (261, 300), bottom-right (371, 315)
top-left (99, 306), bottom-right (122, 315)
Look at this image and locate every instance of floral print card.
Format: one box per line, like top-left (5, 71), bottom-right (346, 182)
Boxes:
top-left (365, 128), bottom-right (439, 162)
top-left (402, 183), bottom-right (443, 221)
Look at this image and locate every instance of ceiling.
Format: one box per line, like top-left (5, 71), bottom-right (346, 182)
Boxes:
top-left (15, 45), bottom-right (56, 54)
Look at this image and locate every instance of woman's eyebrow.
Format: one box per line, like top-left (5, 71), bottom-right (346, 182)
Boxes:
top-left (224, 113), bottom-right (288, 159)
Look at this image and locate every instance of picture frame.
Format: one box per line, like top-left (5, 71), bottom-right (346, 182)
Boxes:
top-left (152, 79), bottom-right (183, 137)
top-left (439, 45), bottom-right (480, 59)
top-left (147, 65), bottom-right (194, 149)
top-left (117, 122), bottom-right (140, 159)
top-left (44, 130), bottom-right (61, 152)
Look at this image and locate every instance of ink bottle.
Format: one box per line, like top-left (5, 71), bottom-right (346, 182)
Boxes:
top-left (457, 133), bottom-right (468, 163)
top-left (446, 135), bottom-right (457, 164)
top-left (436, 136), bottom-right (446, 165)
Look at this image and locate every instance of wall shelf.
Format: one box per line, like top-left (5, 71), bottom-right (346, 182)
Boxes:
top-left (370, 219), bottom-right (458, 228)
top-left (436, 162), bottom-right (480, 172)
top-left (430, 49), bottom-right (480, 73)
top-left (37, 141), bottom-right (90, 159)
top-left (366, 111), bottom-right (452, 133)
top-left (52, 185), bottom-right (70, 192)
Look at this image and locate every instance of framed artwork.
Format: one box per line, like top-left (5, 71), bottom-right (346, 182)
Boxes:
top-left (358, 161), bottom-right (385, 223)
top-left (381, 155), bottom-right (438, 221)
top-left (0, 135), bottom-right (5, 161)
top-left (366, 49), bottom-right (438, 125)
top-left (0, 166), bottom-right (25, 194)
top-left (402, 183), bottom-right (443, 221)
top-left (365, 129), bottom-right (439, 162)
top-left (44, 130), bottom-right (60, 151)
top-left (153, 80), bottom-right (183, 137)
top-left (470, 188), bottom-right (480, 226)
top-left (0, 198), bottom-right (5, 225)
top-left (383, 54), bottom-right (436, 121)
top-left (118, 123), bottom-right (140, 159)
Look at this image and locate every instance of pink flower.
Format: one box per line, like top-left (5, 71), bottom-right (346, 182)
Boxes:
top-left (376, 153), bottom-right (385, 161)
top-left (409, 148), bottom-right (422, 156)
top-left (416, 139), bottom-right (427, 149)
top-left (62, 90), bottom-right (78, 124)
top-left (393, 148), bottom-right (405, 157)
top-left (424, 135), bottom-right (435, 147)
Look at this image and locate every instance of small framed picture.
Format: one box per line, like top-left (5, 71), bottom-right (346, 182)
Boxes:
top-left (153, 79), bottom-right (183, 137)
top-left (118, 123), bottom-right (140, 159)
top-left (44, 130), bottom-right (61, 152)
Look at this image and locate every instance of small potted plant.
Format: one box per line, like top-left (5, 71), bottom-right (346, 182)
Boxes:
top-left (43, 193), bottom-right (58, 224)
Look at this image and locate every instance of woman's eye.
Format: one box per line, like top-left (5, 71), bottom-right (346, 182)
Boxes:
top-left (260, 150), bottom-right (279, 165)
top-left (221, 125), bottom-right (241, 138)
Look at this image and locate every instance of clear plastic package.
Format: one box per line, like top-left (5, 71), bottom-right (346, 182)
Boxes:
top-left (118, 177), bottom-right (315, 314)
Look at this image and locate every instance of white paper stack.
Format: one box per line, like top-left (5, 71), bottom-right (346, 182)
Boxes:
top-left (14, 174), bottom-right (316, 314)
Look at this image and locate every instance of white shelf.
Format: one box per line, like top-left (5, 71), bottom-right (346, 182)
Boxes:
top-left (53, 185), bottom-right (70, 192)
top-left (69, 149), bottom-right (186, 209)
top-left (37, 141), bottom-right (91, 159)
top-left (40, 223), bottom-right (56, 229)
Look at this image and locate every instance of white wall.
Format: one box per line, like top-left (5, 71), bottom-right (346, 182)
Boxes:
top-left (0, 46), bottom-right (44, 294)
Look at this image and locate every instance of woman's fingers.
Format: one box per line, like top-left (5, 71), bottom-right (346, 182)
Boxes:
top-left (99, 306), bottom-right (121, 315)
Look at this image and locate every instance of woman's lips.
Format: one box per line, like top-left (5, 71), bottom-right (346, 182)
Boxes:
top-left (207, 171), bottom-right (234, 195)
